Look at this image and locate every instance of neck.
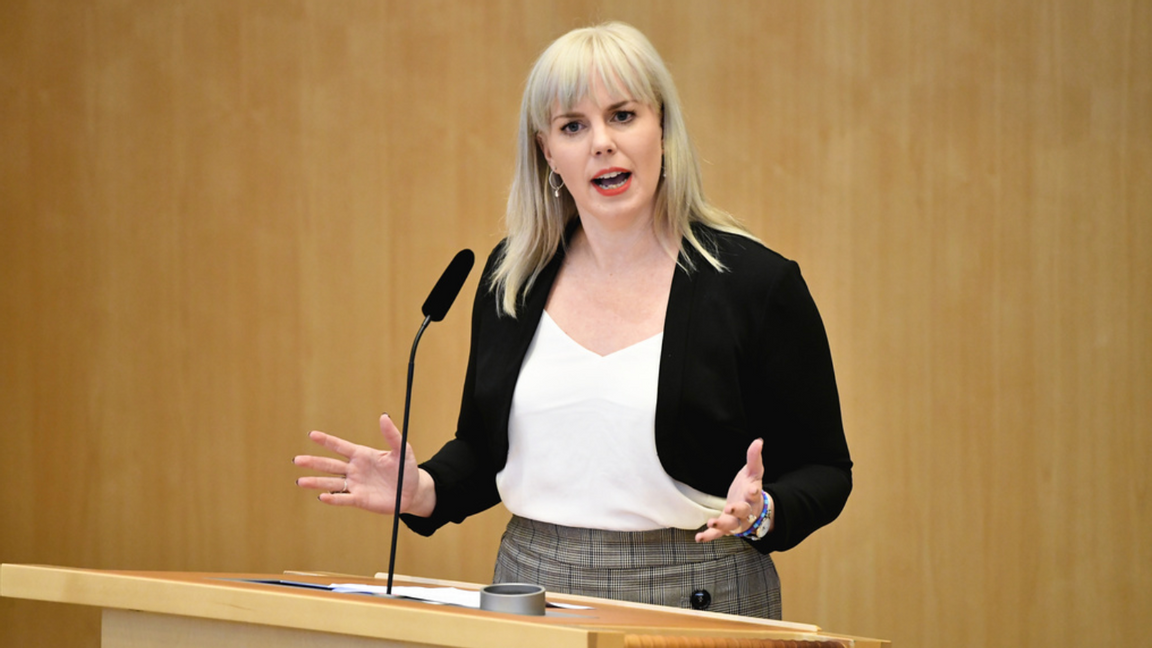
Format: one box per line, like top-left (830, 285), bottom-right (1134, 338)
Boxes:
top-left (572, 216), bottom-right (678, 274)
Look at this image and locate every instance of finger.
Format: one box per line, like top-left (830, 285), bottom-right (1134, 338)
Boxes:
top-left (746, 483), bottom-right (763, 506)
top-left (293, 454), bottom-right (349, 475)
top-left (695, 527), bottom-right (726, 543)
top-left (696, 513), bottom-right (742, 542)
top-left (709, 512), bottom-right (744, 535)
top-left (309, 430), bottom-right (361, 459)
top-left (725, 499), bottom-right (754, 523)
top-left (296, 476), bottom-right (348, 493)
top-left (317, 491), bottom-right (360, 507)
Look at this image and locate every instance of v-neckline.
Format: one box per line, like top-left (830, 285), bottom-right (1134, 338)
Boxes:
top-left (541, 310), bottom-right (663, 359)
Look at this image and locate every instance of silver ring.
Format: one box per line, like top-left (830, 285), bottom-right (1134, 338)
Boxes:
top-left (343, 478), bottom-right (348, 493)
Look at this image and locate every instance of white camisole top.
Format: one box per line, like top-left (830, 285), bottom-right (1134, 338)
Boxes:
top-left (496, 311), bottom-right (726, 531)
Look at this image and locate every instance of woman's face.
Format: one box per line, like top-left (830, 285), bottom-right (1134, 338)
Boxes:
top-left (538, 77), bottom-right (663, 229)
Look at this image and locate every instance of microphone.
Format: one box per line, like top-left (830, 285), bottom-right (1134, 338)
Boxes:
top-left (386, 249), bottom-right (474, 594)
top-left (422, 249), bottom-right (475, 321)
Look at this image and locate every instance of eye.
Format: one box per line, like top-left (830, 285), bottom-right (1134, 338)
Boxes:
top-left (611, 110), bottom-right (636, 124)
top-left (559, 121), bottom-right (583, 134)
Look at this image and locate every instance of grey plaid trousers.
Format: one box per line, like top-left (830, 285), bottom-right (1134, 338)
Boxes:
top-left (493, 515), bottom-right (782, 619)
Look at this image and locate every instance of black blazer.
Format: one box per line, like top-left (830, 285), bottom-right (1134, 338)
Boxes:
top-left (403, 227), bottom-right (852, 553)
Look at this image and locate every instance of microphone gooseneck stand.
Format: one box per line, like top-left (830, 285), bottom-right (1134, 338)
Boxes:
top-left (386, 314), bottom-right (431, 595)
top-left (383, 248), bottom-right (473, 596)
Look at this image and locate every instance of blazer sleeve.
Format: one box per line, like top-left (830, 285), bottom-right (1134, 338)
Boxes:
top-left (755, 260), bottom-right (852, 553)
top-left (401, 250), bottom-right (506, 536)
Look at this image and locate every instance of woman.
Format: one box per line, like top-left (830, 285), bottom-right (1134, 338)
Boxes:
top-left (294, 22), bottom-right (851, 619)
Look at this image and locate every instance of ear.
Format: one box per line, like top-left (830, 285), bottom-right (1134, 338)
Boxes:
top-left (536, 132), bottom-right (553, 168)
top-left (659, 105), bottom-right (665, 153)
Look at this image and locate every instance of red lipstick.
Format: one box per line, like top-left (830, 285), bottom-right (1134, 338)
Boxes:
top-left (591, 167), bottom-right (632, 196)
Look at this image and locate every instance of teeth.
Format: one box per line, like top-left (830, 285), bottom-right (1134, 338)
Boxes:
top-left (593, 171), bottom-right (630, 189)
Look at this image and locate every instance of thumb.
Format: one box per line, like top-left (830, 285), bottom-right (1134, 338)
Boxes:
top-left (378, 413), bottom-right (404, 452)
top-left (746, 438), bottom-right (765, 480)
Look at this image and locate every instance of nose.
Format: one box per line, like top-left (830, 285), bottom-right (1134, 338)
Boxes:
top-left (590, 123), bottom-right (615, 156)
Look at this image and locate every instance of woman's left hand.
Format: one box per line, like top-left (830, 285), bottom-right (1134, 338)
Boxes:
top-left (695, 438), bottom-right (769, 543)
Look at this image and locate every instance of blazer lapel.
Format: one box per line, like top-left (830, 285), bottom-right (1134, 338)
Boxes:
top-left (654, 238), bottom-right (697, 453)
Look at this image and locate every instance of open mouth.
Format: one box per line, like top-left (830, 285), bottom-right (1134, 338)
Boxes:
top-left (592, 170), bottom-right (632, 195)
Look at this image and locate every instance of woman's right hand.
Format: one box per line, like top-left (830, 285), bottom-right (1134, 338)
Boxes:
top-left (293, 414), bottom-right (436, 517)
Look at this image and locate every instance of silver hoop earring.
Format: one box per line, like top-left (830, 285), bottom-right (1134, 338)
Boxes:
top-left (547, 169), bottom-right (564, 198)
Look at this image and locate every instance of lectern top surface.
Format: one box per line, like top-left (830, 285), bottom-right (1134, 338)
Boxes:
top-left (1, 564), bottom-right (888, 648)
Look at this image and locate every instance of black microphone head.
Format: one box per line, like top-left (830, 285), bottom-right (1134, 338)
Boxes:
top-left (421, 249), bottom-right (474, 322)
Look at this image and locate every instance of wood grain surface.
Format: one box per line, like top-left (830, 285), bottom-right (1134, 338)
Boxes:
top-left (2, 2), bottom-right (1148, 647)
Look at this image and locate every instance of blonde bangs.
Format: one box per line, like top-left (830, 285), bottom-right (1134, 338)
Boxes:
top-left (525, 27), bottom-right (663, 135)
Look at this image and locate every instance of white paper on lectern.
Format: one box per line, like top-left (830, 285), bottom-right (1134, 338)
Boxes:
top-left (328, 583), bottom-right (591, 609)
top-left (329, 584), bottom-right (477, 606)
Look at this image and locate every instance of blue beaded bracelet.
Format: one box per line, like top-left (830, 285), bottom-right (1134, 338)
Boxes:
top-left (734, 491), bottom-right (771, 540)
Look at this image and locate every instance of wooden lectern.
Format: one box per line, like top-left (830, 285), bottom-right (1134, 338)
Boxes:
top-left (1, 564), bottom-right (888, 648)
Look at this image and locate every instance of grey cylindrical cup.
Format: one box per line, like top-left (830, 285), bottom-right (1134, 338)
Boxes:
top-left (479, 583), bottom-right (546, 616)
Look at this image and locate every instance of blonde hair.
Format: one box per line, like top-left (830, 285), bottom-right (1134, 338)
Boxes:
top-left (492, 21), bottom-right (753, 317)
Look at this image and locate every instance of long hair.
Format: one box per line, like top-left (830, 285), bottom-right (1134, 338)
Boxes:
top-left (492, 22), bottom-right (753, 317)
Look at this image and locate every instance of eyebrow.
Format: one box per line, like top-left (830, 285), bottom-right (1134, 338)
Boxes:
top-left (551, 100), bottom-right (634, 123)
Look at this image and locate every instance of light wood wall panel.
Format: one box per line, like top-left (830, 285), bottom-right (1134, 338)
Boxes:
top-left (2, 2), bottom-right (1148, 647)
